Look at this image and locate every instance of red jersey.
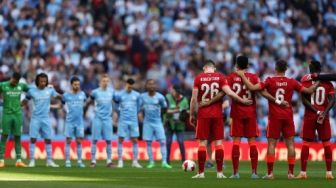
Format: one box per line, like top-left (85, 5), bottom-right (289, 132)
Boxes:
top-left (301, 74), bottom-right (335, 119)
top-left (227, 72), bottom-right (259, 118)
top-left (193, 72), bottom-right (228, 118)
top-left (260, 76), bottom-right (304, 119)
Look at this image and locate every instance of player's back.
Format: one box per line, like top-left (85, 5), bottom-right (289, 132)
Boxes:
top-left (301, 74), bottom-right (335, 118)
top-left (194, 72), bottom-right (226, 118)
top-left (262, 76), bottom-right (303, 119)
top-left (227, 72), bottom-right (258, 118)
top-left (115, 90), bottom-right (140, 122)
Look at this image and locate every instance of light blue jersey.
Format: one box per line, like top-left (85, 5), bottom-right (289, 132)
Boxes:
top-left (91, 87), bottom-right (114, 140)
top-left (91, 88), bottom-right (114, 119)
top-left (62, 91), bottom-right (87, 138)
top-left (27, 87), bottom-right (58, 118)
top-left (27, 86), bottom-right (58, 139)
top-left (114, 90), bottom-right (141, 138)
top-left (141, 92), bottom-right (167, 141)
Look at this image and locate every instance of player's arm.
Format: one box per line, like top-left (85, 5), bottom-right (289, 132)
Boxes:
top-left (319, 93), bottom-right (336, 122)
top-left (260, 89), bottom-right (289, 107)
top-left (222, 85), bottom-right (252, 105)
top-left (199, 91), bottom-right (225, 107)
top-left (311, 73), bottom-right (336, 81)
top-left (236, 70), bottom-right (262, 91)
top-left (301, 81), bottom-right (320, 94)
top-left (301, 93), bottom-right (318, 113)
top-left (189, 88), bottom-right (198, 126)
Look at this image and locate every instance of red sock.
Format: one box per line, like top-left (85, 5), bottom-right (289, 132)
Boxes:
top-left (267, 154), bottom-right (275, 175)
top-left (288, 156), bottom-right (295, 175)
top-left (215, 145), bottom-right (224, 172)
top-left (249, 141), bottom-right (258, 174)
top-left (198, 146), bottom-right (206, 174)
top-left (231, 142), bottom-right (240, 175)
top-left (323, 142), bottom-right (332, 171)
top-left (300, 142), bottom-right (310, 172)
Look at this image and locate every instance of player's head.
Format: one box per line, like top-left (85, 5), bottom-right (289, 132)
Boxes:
top-left (10, 72), bottom-right (21, 86)
top-left (172, 84), bottom-right (182, 97)
top-left (35, 73), bottom-right (48, 89)
top-left (236, 55), bottom-right (249, 70)
top-left (203, 59), bottom-right (216, 73)
top-left (275, 60), bottom-right (288, 73)
top-left (70, 76), bottom-right (81, 92)
top-left (145, 79), bottom-right (156, 92)
top-left (309, 60), bottom-right (322, 74)
top-left (99, 74), bottom-right (110, 89)
top-left (125, 78), bottom-right (135, 92)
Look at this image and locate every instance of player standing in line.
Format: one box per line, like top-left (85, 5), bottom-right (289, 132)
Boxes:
top-left (190, 60), bottom-right (252, 178)
top-left (200, 55), bottom-right (285, 178)
top-left (297, 60), bottom-right (335, 180)
top-left (115, 78), bottom-right (142, 168)
top-left (89, 74), bottom-right (114, 168)
top-left (24, 73), bottom-right (60, 167)
top-left (236, 60), bottom-right (319, 179)
top-left (0, 72), bottom-right (29, 167)
top-left (62, 76), bottom-right (87, 168)
top-left (141, 79), bottom-right (172, 169)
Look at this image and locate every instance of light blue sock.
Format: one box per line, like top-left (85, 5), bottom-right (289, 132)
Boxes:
top-left (46, 144), bottom-right (52, 161)
top-left (65, 143), bottom-right (70, 161)
top-left (106, 140), bottom-right (112, 163)
top-left (77, 143), bottom-right (82, 162)
top-left (133, 142), bottom-right (139, 161)
top-left (118, 141), bottom-right (123, 161)
top-left (159, 140), bottom-right (167, 163)
top-left (91, 140), bottom-right (97, 163)
top-left (29, 143), bottom-right (35, 160)
top-left (146, 141), bottom-right (153, 163)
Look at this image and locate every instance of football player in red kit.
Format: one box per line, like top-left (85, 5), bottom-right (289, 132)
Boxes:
top-left (189, 60), bottom-right (252, 178)
top-left (297, 60), bottom-right (335, 180)
top-left (236, 60), bottom-right (319, 179)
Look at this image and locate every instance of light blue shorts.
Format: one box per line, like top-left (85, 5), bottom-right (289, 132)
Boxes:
top-left (65, 121), bottom-right (84, 138)
top-left (142, 122), bottom-right (166, 141)
top-left (117, 121), bottom-right (139, 138)
top-left (92, 117), bottom-right (112, 141)
top-left (29, 117), bottom-right (53, 139)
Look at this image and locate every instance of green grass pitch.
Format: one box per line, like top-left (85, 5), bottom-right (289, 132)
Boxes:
top-left (0, 160), bottom-right (335, 188)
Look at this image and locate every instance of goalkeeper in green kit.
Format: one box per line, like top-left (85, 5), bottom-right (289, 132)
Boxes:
top-left (0, 72), bottom-right (29, 167)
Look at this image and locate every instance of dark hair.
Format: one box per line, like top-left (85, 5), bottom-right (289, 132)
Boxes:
top-left (236, 55), bottom-right (248, 69)
top-left (173, 84), bottom-right (182, 94)
top-left (12, 72), bottom-right (21, 80)
top-left (126, 78), bottom-right (135, 85)
top-left (35, 73), bottom-right (48, 86)
top-left (309, 60), bottom-right (322, 73)
top-left (203, 59), bottom-right (215, 67)
top-left (70, 76), bottom-right (80, 84)
top-left (275, 60), bottom-right (288, 73)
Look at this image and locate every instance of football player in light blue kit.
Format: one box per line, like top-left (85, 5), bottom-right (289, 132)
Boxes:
top-left (62, 77), bottom-right (87, 168)
top-left (89, 74), bottom-right (114, 168)
top-left (24, 73), bottom-right (60, 167)
top-left (141, 79), bottom-right (172, 169)
top-left (115, 78), bottom-right (142, 168)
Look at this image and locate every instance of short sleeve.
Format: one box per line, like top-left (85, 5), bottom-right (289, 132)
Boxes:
top-left (22, 83), bottom-right (30, 92)
top-left (91, 90), bottom-right (97, 100)
top-left (113, 92), bottom-right (121, 102)
top-left (51, 88), bottom-right (58, 97)
top-left (327, 82), bottom-right (335, 94)
top-left (222, 75), bottom-right (228, 87)
top-left (26, 89), bottom-right (32, 100)
top-left (61, 94), bottom-right (66, 104)
top-left (260, 77), bottom-right (270, 90)
top-left (293, 79), bottom-right (304, 92)
top-left (159, 94), bottom-right (167, 108)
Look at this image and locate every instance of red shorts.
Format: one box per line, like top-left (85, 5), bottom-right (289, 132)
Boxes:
top-left (195, 117), bottom-right (224, 141)
top-left (267, 118), bottom-right (295, 139)
top-left (230, 117), bottom-right (259, 138)
top-left (301, 116), bottom-right (331, 141)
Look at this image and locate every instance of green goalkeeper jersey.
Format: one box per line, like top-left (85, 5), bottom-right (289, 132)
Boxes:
top-left (0, 81), bottom-right (29, 114)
